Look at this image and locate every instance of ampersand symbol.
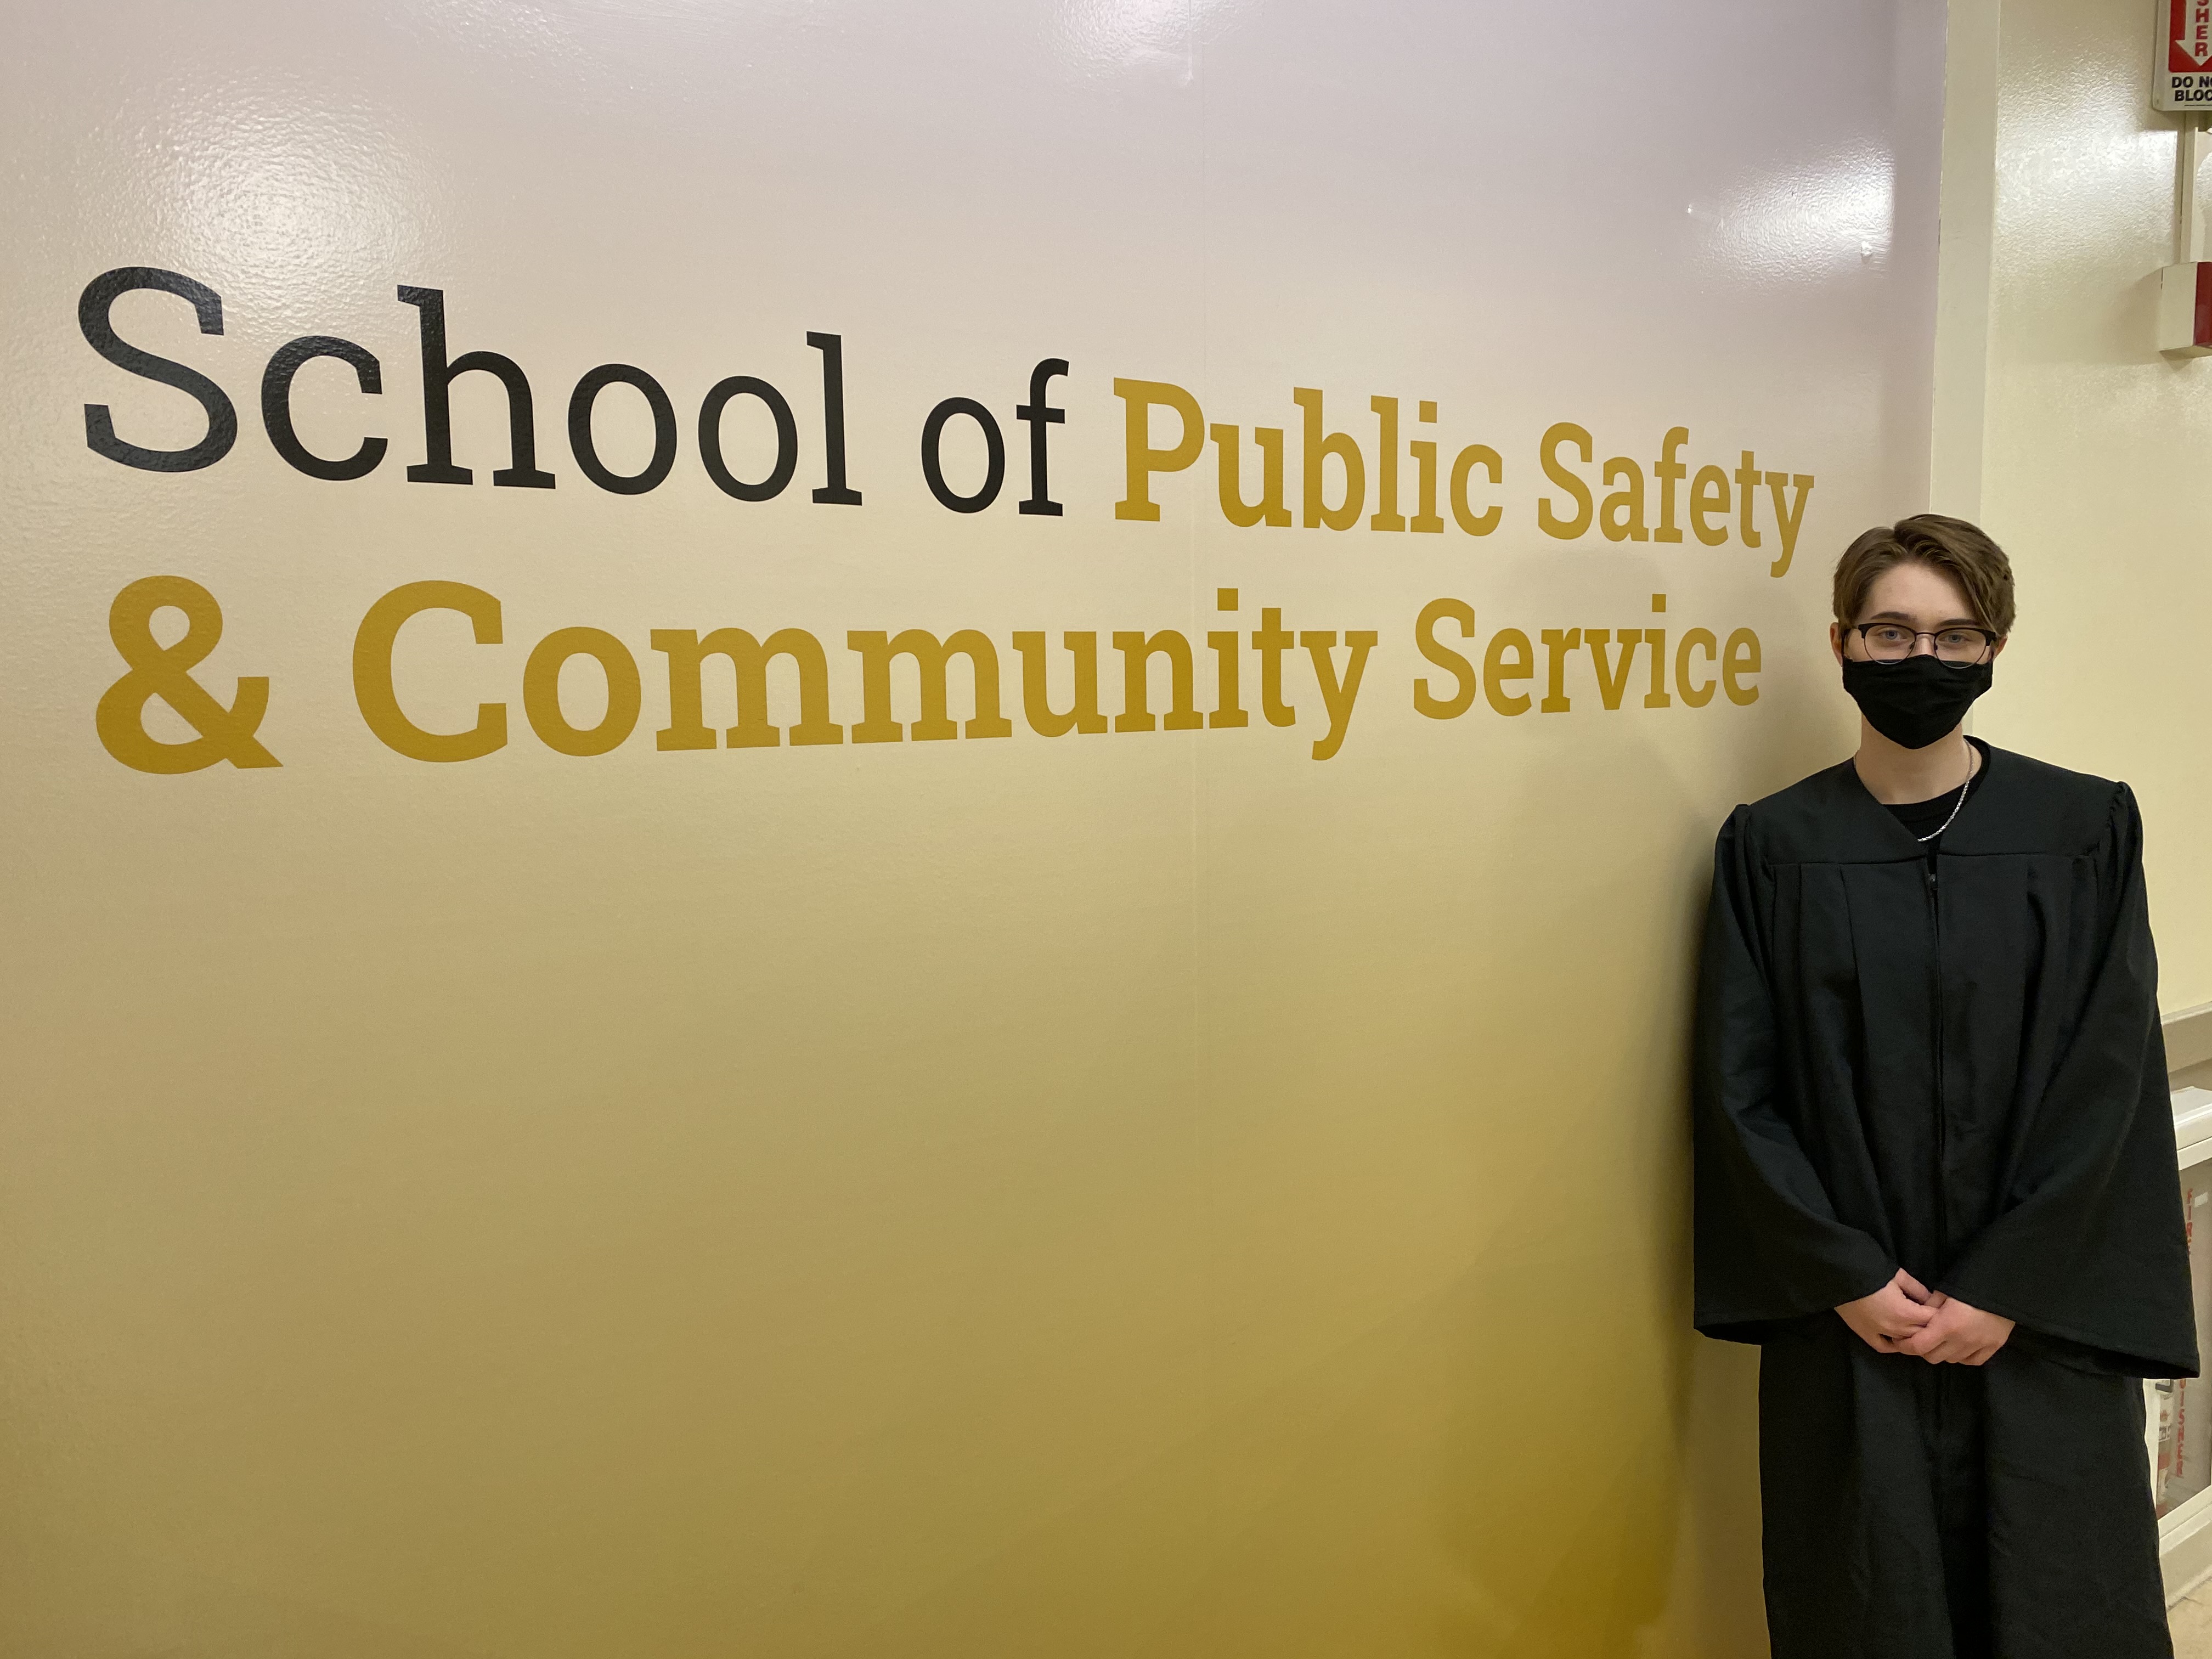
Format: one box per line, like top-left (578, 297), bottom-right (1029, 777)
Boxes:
top-left (95, 575), bottom-right (281, 773)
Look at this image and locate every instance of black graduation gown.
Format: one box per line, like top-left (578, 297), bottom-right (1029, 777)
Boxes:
top-left (1693, 744), bottom-right (2198, 1659)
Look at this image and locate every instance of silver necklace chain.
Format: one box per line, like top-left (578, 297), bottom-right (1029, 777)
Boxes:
top-left (1915, 759), bottom-right (1978, 843)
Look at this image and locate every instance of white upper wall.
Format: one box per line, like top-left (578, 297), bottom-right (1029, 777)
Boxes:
top-left (1942, 0), bottom-right (2212, 1011)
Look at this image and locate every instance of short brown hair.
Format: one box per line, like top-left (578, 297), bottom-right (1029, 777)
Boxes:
top-left (1832, 515), bottom-right (2015, 635)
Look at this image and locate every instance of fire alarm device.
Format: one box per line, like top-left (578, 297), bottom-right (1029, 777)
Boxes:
top-left (2158, 0), bottom-right (2212, 110)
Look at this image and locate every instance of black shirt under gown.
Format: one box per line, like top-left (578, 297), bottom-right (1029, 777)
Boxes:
top-left (1692, 743), bottom-right (2197, 1659)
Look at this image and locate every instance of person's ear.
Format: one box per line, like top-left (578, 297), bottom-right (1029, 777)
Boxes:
top-left (1992, 634), bottom-right (2008, 659)
top-left (1829, 621), bottom-right (1846, 666)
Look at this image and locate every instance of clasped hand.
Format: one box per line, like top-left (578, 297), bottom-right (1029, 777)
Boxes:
top-left (1836, 1268), bottom-right (2015, 1365)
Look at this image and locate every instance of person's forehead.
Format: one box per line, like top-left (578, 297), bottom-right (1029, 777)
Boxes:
top-left (1860, 562), bottom-right (1976, 620)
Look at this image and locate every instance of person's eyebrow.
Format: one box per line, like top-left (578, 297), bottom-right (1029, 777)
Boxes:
top-left (1861, 608), bottom-right (1983, 627)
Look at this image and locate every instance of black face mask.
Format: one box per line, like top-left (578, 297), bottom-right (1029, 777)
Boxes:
top-left (1841, 653), bottom-right (1993, 750)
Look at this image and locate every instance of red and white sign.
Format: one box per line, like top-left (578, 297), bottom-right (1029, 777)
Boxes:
top-left (2160, 0), bottom-right (2212, 108)
top-left (2179, 0), bottom-right (2212, 67)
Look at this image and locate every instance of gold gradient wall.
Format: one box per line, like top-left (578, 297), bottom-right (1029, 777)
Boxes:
top-left (0, 5), bottom-right (1943, 1655)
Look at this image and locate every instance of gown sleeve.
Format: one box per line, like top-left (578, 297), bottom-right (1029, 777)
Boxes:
top-left (1936, 784), bottom-right (2199, 1378)
top-left (1694, 808), bottom-right (1898, 1341)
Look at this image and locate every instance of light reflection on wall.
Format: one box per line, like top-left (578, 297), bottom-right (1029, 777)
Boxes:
top-left (160, 90), bottom-right (430, 318)
top-left (1048, 0), bottom-right (1257, 83)
top-left (1692, 148), bottom-right (1896, 289)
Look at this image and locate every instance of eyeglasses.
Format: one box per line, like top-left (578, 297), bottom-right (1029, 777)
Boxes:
top-left (1843, 622), bottom-right (1999, 665)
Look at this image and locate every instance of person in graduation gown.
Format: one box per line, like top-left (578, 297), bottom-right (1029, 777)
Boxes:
top-left (1692, 514), bottom-right (2198, 1659)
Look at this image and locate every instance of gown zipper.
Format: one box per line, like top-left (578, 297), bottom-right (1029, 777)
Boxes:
top-left (1927, 856), bottom-right (1947, 1254)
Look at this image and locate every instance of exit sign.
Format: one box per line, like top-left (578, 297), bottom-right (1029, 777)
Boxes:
top-left (2158, 0), bottom-right (2212, 110)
